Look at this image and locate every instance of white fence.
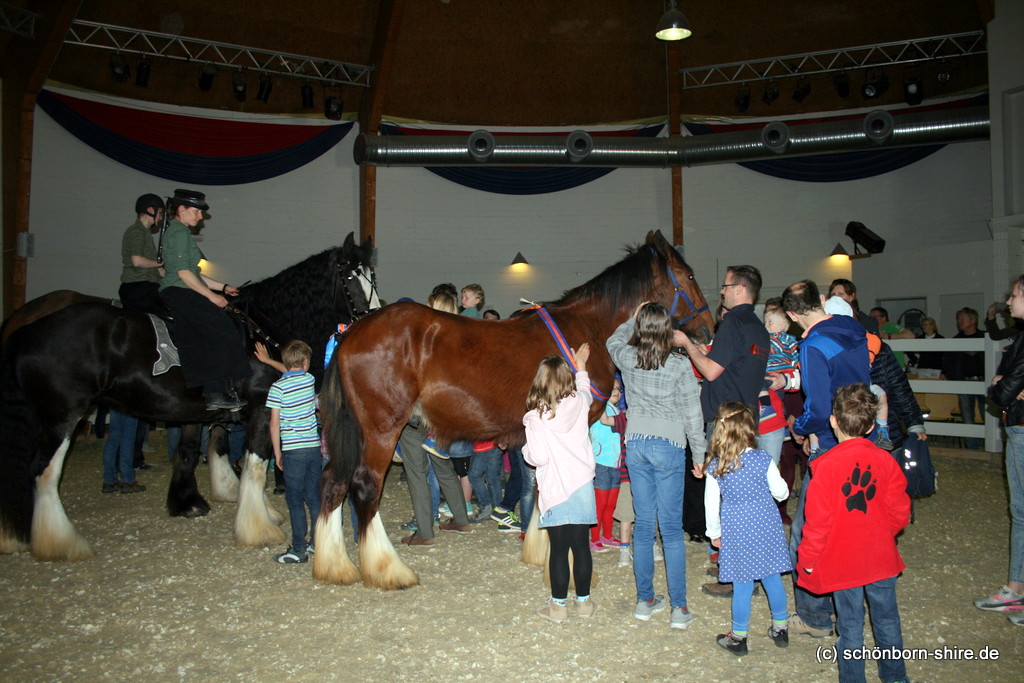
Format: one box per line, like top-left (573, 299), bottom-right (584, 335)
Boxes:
top-left (887, 337), bottom-right (1010, 453)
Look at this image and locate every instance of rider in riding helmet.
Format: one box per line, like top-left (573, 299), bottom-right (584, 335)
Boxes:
top-left (158, 189), bottom-right (251, 412)
top-left (119, 193), bottom-right (165, 314)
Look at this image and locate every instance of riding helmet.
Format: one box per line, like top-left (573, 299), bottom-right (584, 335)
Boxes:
top-left (135, 193), bottom-right (165, 217)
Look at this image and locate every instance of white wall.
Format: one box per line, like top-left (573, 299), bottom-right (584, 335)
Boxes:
top-left (24, 96), bottom-right (993, 321)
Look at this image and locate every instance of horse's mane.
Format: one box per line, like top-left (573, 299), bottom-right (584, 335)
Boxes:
top-left (549, 243), bottom-right (656, 314)
top-left (232, 244), bottom-right (356, 384)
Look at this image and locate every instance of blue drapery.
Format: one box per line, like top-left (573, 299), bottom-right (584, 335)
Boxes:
top-left (684, 122), bottom-right (944, 182)
top-left (380, 123), bottom-right (665, 195)
top-left (37, 89), bottom-right (353, 185)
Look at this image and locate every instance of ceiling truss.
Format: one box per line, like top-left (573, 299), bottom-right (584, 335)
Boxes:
top-left (0, 0), bottom-right (40, 38)
top-left (63, 19), bottom-right (375, 88)
top-left (681, 31), bottom-right (987, 89)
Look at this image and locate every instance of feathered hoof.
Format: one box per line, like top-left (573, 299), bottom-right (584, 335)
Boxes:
top-left (264, 496), bottom-right (285, 526)
top-left (181, 505), bottom-right (211, 519)
top-left (234, 519), bottom-right (287, 548)
top-left (360, 557), bottom-right (420, 591)
top-left (167, 494), bottom-right (211, 518)
top-left (312, 552), bottom-right (361, 585)
top-left (31, 535), bottom-right (94, 562)
top-left (0, 531), bottom-right (28, 555)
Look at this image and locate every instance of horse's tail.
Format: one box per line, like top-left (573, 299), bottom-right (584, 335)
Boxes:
top-left (0, 342), bottom-right (39, 550)
top-left (319, 338), bottom-right (361, 500)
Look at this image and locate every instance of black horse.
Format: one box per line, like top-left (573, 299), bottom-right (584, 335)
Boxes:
top-left (0, 234), bottom-right (377, 562)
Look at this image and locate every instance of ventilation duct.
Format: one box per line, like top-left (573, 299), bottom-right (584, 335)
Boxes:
top-left (354, 107), bottom-right (988, 168)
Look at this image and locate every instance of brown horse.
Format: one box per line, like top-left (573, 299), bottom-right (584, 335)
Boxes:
top-left (313, 230), bottom-right (713, 589)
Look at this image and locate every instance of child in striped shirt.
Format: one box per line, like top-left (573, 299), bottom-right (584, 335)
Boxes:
top-left (267, 340), bottom-right (322, 564)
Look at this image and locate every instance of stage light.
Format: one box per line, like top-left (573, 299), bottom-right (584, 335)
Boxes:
top-left (761, 82), bottom-right (779, 105)
top-left (109, 54), bottom-right (130, 83)
top-left (734, 86), bottom-right (751, 113)
top-left (833, 72), bottom-right (851, 98)
top-left (256, 75), bottom-right (273, 103)
top-left (301, 83), bottom-right (315, 108)
top-left (324, 95), bottom-right (343, 120)
top-left (198, 64), bottom-right (216, 92)
top-left (792, 78), bottom-right (811, 103)
top-left (845, 221), bottom-right (885, 257)
top-left (862, 72), bottom-right (889, 99)
top-left (134, 58), bottom-right (151, 88)
top-left (232, 71), bottom-right (247, 102)
top-left (903, 75), bottom-right (923, 105)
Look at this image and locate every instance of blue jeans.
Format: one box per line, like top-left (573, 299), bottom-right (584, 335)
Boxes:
top-left (1007, 425), bottom-right (1024, 583)
top-left (282, 446), bottom-right (323, 553)
top-left (519, 454), bottom-right (536, 531)
top-left (499, 446), bottom-right (523, 511)
top-left (102, 409), bottom-right (138, 484)
top-left (789, 451), bottom-right (835, 631)
top-left (468, 447), bottom-right (503, 510)
top-left (732, 573), bottom-right (788, 632)
top-left (757, 427), bottom-right (785, 467)
top-left (959, 393), bottom-right (985, 449)
top-left (833, 575), bottom-right (908, 683)
top-left (627, 437), bottom-right (687, 607)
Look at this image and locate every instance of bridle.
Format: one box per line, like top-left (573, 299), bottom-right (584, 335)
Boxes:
top-left (333, 259), bottom-right (379, 323)
top-left (656, 250), bottom-right (708, 327)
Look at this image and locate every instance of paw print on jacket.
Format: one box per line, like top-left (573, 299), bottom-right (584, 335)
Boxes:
top-left (841, 464), bottom-right (876, 513)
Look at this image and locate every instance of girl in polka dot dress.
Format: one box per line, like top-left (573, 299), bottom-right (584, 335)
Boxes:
top-left (704, 402), bottom-right (792, 656)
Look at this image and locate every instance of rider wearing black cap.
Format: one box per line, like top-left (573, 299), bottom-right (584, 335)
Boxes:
top-left (159, 189), bottom-right (251, 411)
top-left (119, 193), bottom-right (165, 314)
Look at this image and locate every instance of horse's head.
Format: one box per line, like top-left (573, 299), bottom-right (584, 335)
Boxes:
top-left (335, 233), bottom-right (381, 323)
top-left (646, 230), bottom-right (714, 345)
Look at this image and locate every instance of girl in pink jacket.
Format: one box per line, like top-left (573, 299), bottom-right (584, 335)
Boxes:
top-left (524, 344), bottom-right (596, 624)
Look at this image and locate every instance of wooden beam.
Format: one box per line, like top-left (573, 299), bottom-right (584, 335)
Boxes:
top-left (2, 0), bottom-right (83, 317)
top-left (666, 41), bottom-right (684, 247)
top-left (357, 0), bottom-right (405, 249)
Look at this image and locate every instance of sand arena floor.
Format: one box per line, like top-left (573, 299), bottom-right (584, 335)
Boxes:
top-left (0, 435), bottom-right (1020, 682)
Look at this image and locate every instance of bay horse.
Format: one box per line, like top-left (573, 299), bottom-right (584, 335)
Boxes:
top-left (0, 233), bottom-right (378, 562)
top-left (314, 230), bottom-right (713, 589)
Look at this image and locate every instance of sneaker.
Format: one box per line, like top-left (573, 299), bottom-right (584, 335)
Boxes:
top-left (496, 519), bottom-right (521, 532)
top-left (438, 503), bottom-right (452, 519)
top-left (599, 536), bottom-right (622, 547)
top-left (670, 606), bottom-right (695, 630)
top-left (306, 544), bottom-right (315, 557)
top-left (490, 507), bottom-right (520, 526)
top-left (654, 542), bottom-right (664, 562)
top-left (1009, 613), bottom-right (1024, 626)
top-left (576, 598), bottom-right (596, 618)
top-left (472, 505), bottom-right (494, 523)
top-left (273, 484), bottom-right (285, 495)
top-left (617, 546), bottom-right (633, 567)
top-left (788, 613), bottom-right (833, 638)
top-left (768, 624), bottom-right (789, 648)
top-left (422, 435), bottom-right (449, 458)
top-left (634, 594), bottom-right (667, 621)
top-left (275, 547), bottom-right (308, 564)
top-left (101, 482), bottom-right (119, 494)
top-left (716, 631), bottom-right (749, 656)
top-left (589, 541), bottom-right (611, 553)
top-left (401, 517), bottom-right (419, 531)
top-left (973, 585), bottom-right (1024, 612)
top-left (120, 481), bottom-right (147, 494)
top-left (536, 598), bottom-right (568, 624)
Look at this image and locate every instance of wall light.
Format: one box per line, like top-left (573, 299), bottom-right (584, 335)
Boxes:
top-left (655, 2), bottom-right (692, 41)
top-left (511, 252), bottom-right (528, 266)
top-left (829, 242), bottom-right (849, 258)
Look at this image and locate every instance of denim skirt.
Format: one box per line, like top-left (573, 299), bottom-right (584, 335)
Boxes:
top-left (540, 480), bottom-right (597, 528)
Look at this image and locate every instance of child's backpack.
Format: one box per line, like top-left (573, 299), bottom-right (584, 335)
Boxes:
top-left (896, 433), bottom-right (937, 497)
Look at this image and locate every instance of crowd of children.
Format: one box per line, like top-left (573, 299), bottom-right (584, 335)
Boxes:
top-left (256, 277), bottom-right (919, 683)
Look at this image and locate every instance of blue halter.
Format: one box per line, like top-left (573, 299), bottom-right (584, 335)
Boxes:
top-left (654, 249), bottom-right (709, 326)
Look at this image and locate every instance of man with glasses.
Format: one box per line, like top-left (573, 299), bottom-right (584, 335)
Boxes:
top-left (674, 265), bottom-right (770, 597)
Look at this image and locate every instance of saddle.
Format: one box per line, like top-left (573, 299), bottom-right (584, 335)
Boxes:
top-left (146, 314), bottom-right (181, 376)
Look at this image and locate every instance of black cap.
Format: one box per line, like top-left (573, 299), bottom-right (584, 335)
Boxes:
top-left (135, 193), bottom-right (165, 217)
top-left (171, 188), bottom-right (209, 211)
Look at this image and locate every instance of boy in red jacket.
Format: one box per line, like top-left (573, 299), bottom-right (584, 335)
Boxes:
top-left (797, 383), bottom-right (911, 683)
